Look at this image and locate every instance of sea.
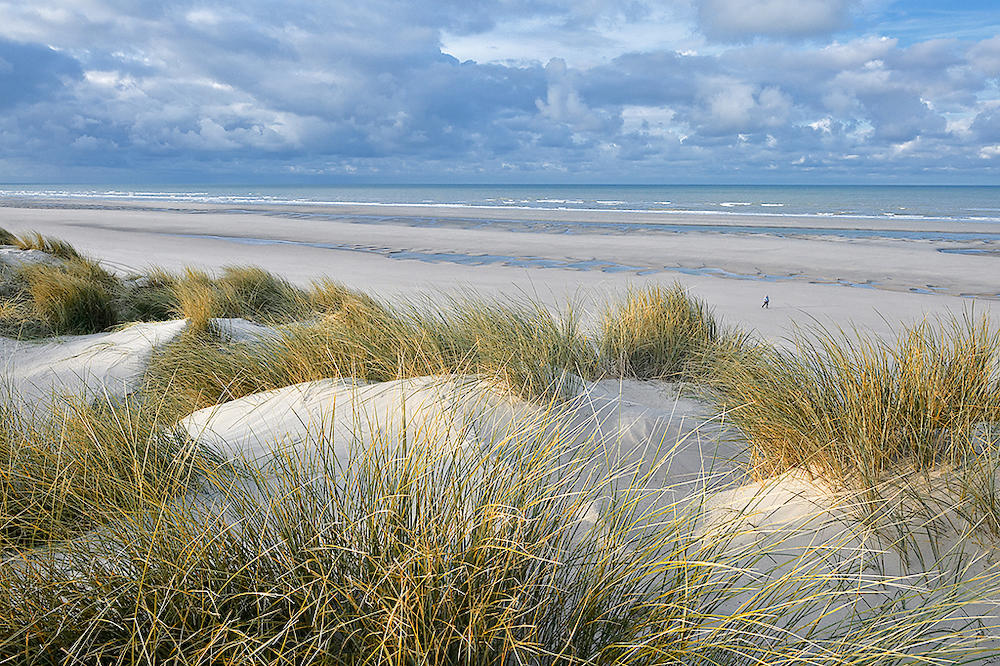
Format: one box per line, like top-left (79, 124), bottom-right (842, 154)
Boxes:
top-left (2, 184), bottom-right (999, 224)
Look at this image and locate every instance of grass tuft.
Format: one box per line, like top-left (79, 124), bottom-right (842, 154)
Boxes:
top-left (215, 265), bottom-right (306, 321)
top-left (171, 267), bottom-right (220, 334)
top-left (710, 314), bottom-right (1000, 483)
top-left (171, 265), bottom-right (308, 333)
top-left (117, 266), bottom-right (179, 323)
top-left (0, 391), bottom-right (198, 547)
top-left (0, 392), bottom-right (994, 662)
top-left (307, 277), bottom-right (382, 314)
top-left (146, 294), bottom-right (596, 412)
top-left (599, 283), bottom-right (722, 380)
top-left (18, 259), bottom-right (118, 335)
top-left (11, 231), bottom-right (82, 260)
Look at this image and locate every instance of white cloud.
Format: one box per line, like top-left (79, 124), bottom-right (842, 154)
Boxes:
top-left (0, 0), bottom-right (996, 181)
top-left (185, 9), bottom-right (221, 27)
top-left (535, 58), bottom-right (607, 132)
top-left (980, 144), bottom-right (1000, 159)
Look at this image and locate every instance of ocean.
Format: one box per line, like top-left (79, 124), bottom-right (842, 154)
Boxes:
top-left (1, 184), bottom-right (999, 224)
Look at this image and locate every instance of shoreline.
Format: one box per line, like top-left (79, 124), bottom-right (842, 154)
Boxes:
top-left (4, 196), bottom-right (1000, 234)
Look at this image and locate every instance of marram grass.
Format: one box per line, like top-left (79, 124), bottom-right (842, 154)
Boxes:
top-left (19, 258), bottom-right (119, 335)
top-left (172, 265), bottom-right (309, 332)
top-left (0, 389), bottom-right (198, 548)
top-left (8, 231), bottom-right (82, 261)
top-left (144, 293), bottom-right (595, 413)
top-left (0, 228), bottom-right (317, 337)
top-left (599, 283), bottom-right (729, 381)
top-left (0, 388), bottom-right (996, 664)
top-left (709, 314), bottom-right (1000, 484)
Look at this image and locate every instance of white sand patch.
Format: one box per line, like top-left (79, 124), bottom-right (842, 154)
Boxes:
top-left (178, 375), bottom-right (739, 539)
top-left (0, 246), bottom-right (61, 269)
top-left (0, 317), bottom-right (289, 412)
top-left (0, 319), bottom-right (188, 411)
top-left (180, 375), bottom-right (734, 487)
top-left (695, 471), bottom-right (1000, 644)
top-left (180, 375), bottom-right (530, 467)
top-left (210, 317), bottom-right (282, 343)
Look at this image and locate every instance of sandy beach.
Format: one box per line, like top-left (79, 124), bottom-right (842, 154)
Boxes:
top-left (1, 199), bottom-right (996, 341)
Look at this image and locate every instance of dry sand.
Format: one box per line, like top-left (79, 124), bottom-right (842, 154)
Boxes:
top-left (1, 198), bottom-right (998, 342)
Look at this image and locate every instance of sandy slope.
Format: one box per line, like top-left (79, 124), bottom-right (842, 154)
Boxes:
top-left (174, 373), bottom-right (1000, 647)
top-left (0, 315), bottom-right (278, 413)
top-left (0, 319), bottom-right (187, 412)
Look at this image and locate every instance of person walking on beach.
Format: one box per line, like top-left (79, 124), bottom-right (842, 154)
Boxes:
top-left (761, 295), bottom-right (769, 309)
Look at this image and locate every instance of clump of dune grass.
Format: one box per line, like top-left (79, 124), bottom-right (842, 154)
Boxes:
top-left (710, 315), bottom-right (1000, 483)
top-left (0, 390), bottom-right (198, 547)
top-left (169, 265), bottom-right (308, 334)
top-left (170, 267), bottom-right (221, 334)
top-left (116, 266), bottom-right (179, 323)
top-left (0, 227), bottom-right (15, 245)
top-left (599, 283), bottom-right (724, 381)
top-left (0, 232), bottom-right (122, 336)
top-left (215, 265), bottom-right (307, 320)
top-left (143, 292), bottom-right (426, 413)
top-left (416, 296), bottom-right (596, 398)
top-left (9, 231), bottom-right (82, 261)
top-left (306, 277), bottom-right (379, 312)
top-left (0, 268), bottom-right (41, 337)
top-left (17, 258), bottom-right (119, 335)
top-left (146, 294), bottom-right (596, 412)
top-left (173, 265), bottom-right (307, 323)
top-left (0, 393), bottom-right (995, 663)
top-left (0, 233), bottom-right (317, 338)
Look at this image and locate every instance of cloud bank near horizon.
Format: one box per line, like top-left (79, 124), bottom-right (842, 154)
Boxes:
top-left (0, 0), bottom-right (998, 183)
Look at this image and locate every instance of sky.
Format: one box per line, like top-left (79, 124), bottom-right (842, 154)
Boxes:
top-left (0, 0), bottom-right (998, 184)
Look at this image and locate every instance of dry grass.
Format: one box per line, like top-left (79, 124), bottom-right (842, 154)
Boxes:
top-left (0, 390), bottom-right (994, 663)
top-left (0, 231), bottom-right (317, 337)
top-left (171, 268), bottom-right (221, 333)
top-left (1, 236), bottom-right (1000, 660)
top-left (306, 277), bottom-right (382, 314)
top-left (168, 266), bottom-right (308, 334)
top-left (117, 266), bottom-right (180, 323)
top-left (145, 293), bottom-right (594, 414)
top-left (710, 315), bottom-right (1000, 484)
top-left (599, 283), bottom-right (724, 380)
top-left (0, 391), bottom-right (198, 547)
top-left (18, 259), bottom-right (119, 335)
top-left (0, 232), bottom-right (119, 336)
top-left (215, 265), bottom-right (306, 320)
top-left (9, 231), bottom-right (82, 261)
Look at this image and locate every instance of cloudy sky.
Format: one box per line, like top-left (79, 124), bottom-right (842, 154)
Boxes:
top-left (1, 0), bottom-right (998, 184)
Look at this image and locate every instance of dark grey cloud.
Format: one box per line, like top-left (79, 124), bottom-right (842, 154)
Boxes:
top-left (0, 38), bottom-right (81, 109)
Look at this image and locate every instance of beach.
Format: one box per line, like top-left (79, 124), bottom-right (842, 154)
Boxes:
top-left (4, 198), bottom-right (1000, 659)
top-left (1, 198), bottom-right (997, 341)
